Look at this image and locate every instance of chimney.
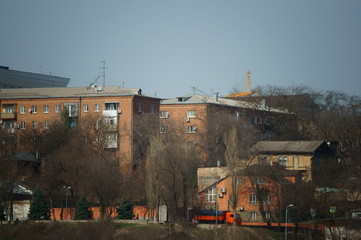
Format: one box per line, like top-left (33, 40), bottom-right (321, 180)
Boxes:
top-left (213, 92), bottom-right (219, 101)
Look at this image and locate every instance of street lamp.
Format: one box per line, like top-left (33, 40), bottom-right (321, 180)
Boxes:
top-left (63, 186), bottom-right (71, 220)
top-left (285, 204), bottom-right (294, 240)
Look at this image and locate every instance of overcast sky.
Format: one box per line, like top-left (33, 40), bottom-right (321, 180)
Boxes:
top-left (1, 0), bottom-right (360, 98)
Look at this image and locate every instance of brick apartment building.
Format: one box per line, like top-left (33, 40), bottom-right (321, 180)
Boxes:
top-left (160, 93), bottom-right (294, 166)
top-left (0, 86), bottom-right (160, 171)
top-left (197, 166), bottom-right (304, 222)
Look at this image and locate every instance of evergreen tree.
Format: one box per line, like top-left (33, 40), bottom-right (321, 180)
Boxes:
top-left (74, 196), bottom-right (93, 220)
top-left (117, 198), bottom-right (133, 219)
top-left (28, 188), bottom-right (50, 220)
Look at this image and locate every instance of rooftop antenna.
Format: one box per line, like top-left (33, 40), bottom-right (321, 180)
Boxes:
top-left (100, 60), bottom-right (107, 86)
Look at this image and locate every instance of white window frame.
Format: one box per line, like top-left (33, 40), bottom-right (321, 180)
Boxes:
top-left (187, 125), bottom-right (197, 134)
top-left (236, 177), bottom-right (243, 185)
top-left (55, 105), bottom-right (60, 113)
top-left (20, 121), bottom-right (26, 129)
top-left (95, 104), bottom-right (100, 112)
top-left (5, 106), bottom-right (14, 113)
top-left (187, 110), bottom-right (196, 118)
top-left (84, 104), bottom-right (89, 112)
top-left (265, 212), bottom-right (271, 220)
top-left (20, 106), bottom-right (26, 114)
top-left (251, 212), bottom-right (258, 220)
top-left (205, 186), bottom-right (217, 203)
top-left (257, 177), bottom-right (265, 184)
top-left (250, 194), bottom-right (257, 205)
top-left (44, 121), bottom-right (49, 129)
top-left (32, 121), bottom-right (37, 129)
top-left (44, 105), bottom-right (49, 113)
top-left (159, 111), bottom-right (169, 119)
top-left (160, 126), bottom-right (168, 134)
top-left (278, 156), bottom-right (288, 167)
top-left (104, 117), bottom-right (117, 126)
top-left (31, 106), bottom-right (37, 113)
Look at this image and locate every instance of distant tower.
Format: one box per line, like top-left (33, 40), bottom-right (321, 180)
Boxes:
top-left (100, 61), bottom-right (107, 86)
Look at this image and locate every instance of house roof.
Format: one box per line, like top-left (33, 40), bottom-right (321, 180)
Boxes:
top-left (197, 167), bottom-right (231, 193)
top-left (0, 86), bottom-right (157, 99)
top-left (161, 94), bottom-right (288, 114)
top-left (249, 141), bottom-right (326, 154)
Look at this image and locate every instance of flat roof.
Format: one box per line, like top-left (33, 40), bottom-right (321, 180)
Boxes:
top-left (0, 86), bottom-right (157, 99)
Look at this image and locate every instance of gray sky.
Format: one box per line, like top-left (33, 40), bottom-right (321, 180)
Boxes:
top-left (1, 0), bottom-right (360, 98)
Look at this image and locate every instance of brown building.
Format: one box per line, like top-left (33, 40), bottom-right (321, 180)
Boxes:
top-left (0, 86), bottom-right (160, 171)
top-left (248, 140), bottom-right (336, 183)
top-left (160, 93), bottom-right (293, 166)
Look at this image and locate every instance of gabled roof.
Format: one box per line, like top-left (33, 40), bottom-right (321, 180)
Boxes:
top-left (0, 86), bottom-right (157, 99)
top-left (197, 167), bottom-right (231, 193)
top-left (161, 94), bottom-right (288, 114)
top-left (250, 141), bottom-right (326, 154)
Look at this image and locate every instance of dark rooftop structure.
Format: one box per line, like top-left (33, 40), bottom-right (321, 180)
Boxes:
top-left (0, 66), bottom-right (70, 89)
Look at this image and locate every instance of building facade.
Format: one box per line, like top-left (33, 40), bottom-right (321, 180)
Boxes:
top-left (160, 93), bottom-right (293, 167)
top-left (0, 86), bottom-right (160, 171)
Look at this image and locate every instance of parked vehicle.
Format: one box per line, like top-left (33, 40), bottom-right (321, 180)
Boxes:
top-left (194, 210), bottom-right (242, 225)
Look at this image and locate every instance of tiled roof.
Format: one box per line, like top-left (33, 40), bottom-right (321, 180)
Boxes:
top-left (0, 86), bottom-right (149, 99)
top-left (161, 94), bottom-right (288, 114)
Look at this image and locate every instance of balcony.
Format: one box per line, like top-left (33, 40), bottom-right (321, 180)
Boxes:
top-left (1, 112), bottom-right (16, 119)
top-left (103, 110), bottom-right (118, 117)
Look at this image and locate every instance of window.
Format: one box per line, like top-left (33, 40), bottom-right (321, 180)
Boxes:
top-left (138, 103), bottom-right (143, 113)
top-left (84, 104), bottom-right (89, 112)
top-left (265, 212), bottom-right (271, 220)
top-left (159, 111), bottom-right (169, 118)
top-left (293, 156), bottom-right (299, 169)
top-left (160, 126), bottom-right (168, 134)
top-left (278, 156), bottom-right (288, 167)
top-left (32, 121), bottom-right (37, 129)
top-left (258, 156), bottom-right (267, 164)
top-left (105, 103), bottom-right (117, 110)
top-left (150, 105), bottom-right (155, 114)
top-left (95, 104), bottom-right (100, 112)
top-left (20, 106), bottom-right (26, 114)
top-left (257, 177), bottom-right (265, 184)
top-left (187, 110), bottom-right (196, 118)
top-left (55, 105), bottom-right (60, 113)
top-left (251, 212), bottom-right (258, 221)
top-left (188, 141), bottom-right (197, 148)
top-left (205, 186), bottom-right (217, 203)
top-left (250, 194), bottom-right (257, 205)
top-left (44, 121), bottom-right (49, 129)
top-left (104, 117), bottom-right (117, 126)
top-left (95, 119), bottom-right (100, 130)
top-left (31, 106), bottom-right (37, 113)
top-left (64, 103), bottom-right (78, 117)
top-left (5, 106), bottom-right (14, 113)
top-left (264, 194), bottom-right (271, 205)
top-left (20, 122), bottom-right (26, 129)
top-left (187, 125), bottom-right (197, 134)
top-left (236, 177), bottom-right (243, 185)
top-left (105, 133), bottom-right (118, 148)
top-left (43, 105), bottom-right (49, 113)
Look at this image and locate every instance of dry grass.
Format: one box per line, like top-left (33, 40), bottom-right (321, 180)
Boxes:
top-left (0, 221), bottom-right (280, 240)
